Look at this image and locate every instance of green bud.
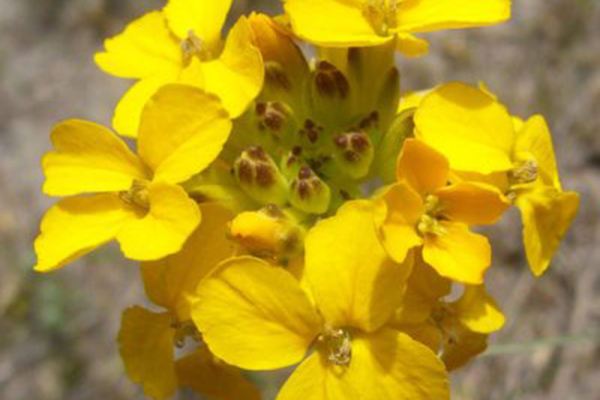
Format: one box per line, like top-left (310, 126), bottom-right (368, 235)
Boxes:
top-left (290, 166), bottom-right (331, 215)
top-left (234, 147), bottom-right (289, 206)
top-left (253, 101), bottom-right (298, 151)
top-left (308, 61), bottom-right (353, 128)
top-left (280, 146), bottom-right (305, 180)
top-left (331, 130), bottom-right (375, 179)
top-left (375, 108), bottom-right (415, 184)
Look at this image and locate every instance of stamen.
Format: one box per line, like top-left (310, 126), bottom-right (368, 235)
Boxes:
top-left (508, 159), bottom-right (539, 186)
top-left (119, 179), bottom-right (150, 211)
top-left (181, 30), bottom-right (210, 65)
top-left (171, 320), bottom-right (202, 348)
top-left (319, 327), bottom-right (352, 366)
top-left (362, 0), bottom-right (399, 36)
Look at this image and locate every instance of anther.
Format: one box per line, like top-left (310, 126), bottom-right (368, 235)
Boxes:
top-left (319, 327), bottom-right (352, 367)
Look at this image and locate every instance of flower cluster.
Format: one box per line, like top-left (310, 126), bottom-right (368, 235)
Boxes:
top-left (34, 1), bottom-right (580, 399)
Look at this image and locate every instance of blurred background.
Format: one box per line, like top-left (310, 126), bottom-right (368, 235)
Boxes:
top-left (0, 0), bottom-right (598, 399)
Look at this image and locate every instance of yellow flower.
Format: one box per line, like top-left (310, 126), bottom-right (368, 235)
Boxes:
top-left (193, 201), bottom-right (449, 400)
top-left (117, 203), bottom-right (260, 400)
top-left (392, 254), bottom-right (504, 370)
top-left (95, 0), bottom-right (264, 137)
top-left (414, 82), bottom-right (580, 276)
top-left (284, 0), bottom-right (511, 56)
top-left (34, 85), bottom-right (231, 272)
top-left (376, 138), bottom-right (509, 284)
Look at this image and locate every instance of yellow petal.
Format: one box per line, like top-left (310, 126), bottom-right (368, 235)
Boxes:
top-left (117, 182), bottom-right (201, 261)
top-left (199, 17), bottom-right (264, 118)
top-left (164, 0), bottom-right (232, 50)
top-left (422, 222), bottom-right (491, 284)
top-left (346, 328), bottom-right (449, 400)
top-left (397, 138), bottom-right (450, 195)
top-left (176, 346), bottom-right (262, 400)
top-left (515, 115), bottom-right (561, 189)
top-left (441, 325), bottom-right (488, 371)
top-left (453, 285), bottom-right (505, 333)
top-left (400, 323), bottom-right (443, 354)
top-left (305, 200), bottom-right (411, 333)
top-left (34, 194), bottom-right (135, 272)
top-left (42, 120), bottom-right (147, 197)
top-left (141, 203), bottom-right (235, 321)
top-left (397, 0), bottom-right (511, 33)
top-left (395, 252), bottom-right (451, 326)
top-left (414, 82), bottom-right (515, 174)
top-left (516, 187), bottom-right (579, 276)
top-left (193, 256), bottom-right (322, 370)
top-left (277, 352), bottom-right (352, 400)
top-left (113, 76), bottom-right (174, 138)
top-left (118, 307), bottom-right (177, 400)
top-left (436, 181), bottom-right (509, 225)
top-left (94, 11), bottom-right (182, 79)
top-left (378, 183), bottom-right (424, 263)
top-left (395, 32), bottom-right (429, 57)
top-left (284, 0), bottom-right (391, 47)
top-left (137, 84), bottom-right (231, 184)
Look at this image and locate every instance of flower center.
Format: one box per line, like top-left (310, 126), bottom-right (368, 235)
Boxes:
top-left (171, 320), bottom-right (202, 348)
top-left (508, 159), bottom-right (539, 186)
top-left (319, 327), bottom-right (352, 366)
top-left (119, 179), bottom-right (150, 211)
top-left (181, 30), bottom-right (212, 65)
top-left (362, 0), bottom-right (399, 36)
top-left (417, 195), bottom-right (447, 236)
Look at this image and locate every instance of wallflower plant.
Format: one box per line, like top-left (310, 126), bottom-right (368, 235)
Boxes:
top-left (34, 0), bottom-right (579, 399)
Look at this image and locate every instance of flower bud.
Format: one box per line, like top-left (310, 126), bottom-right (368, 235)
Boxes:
top-left (290, 166), bottom-right (331, 214)
top-left (280, 146), bottom-right (305, 180)
top-left (375, 108), bottom-right (415, 183)
top-left (234, 147), bottom-right (289, 206)
top-left (229, 205), bottom-right (306, 258)
top-left (331, 130), bottom-right (375, 179)
top-left (248, 13), bottom-right (309, 109)
top-left (308, 61), bottom-right (353, 128)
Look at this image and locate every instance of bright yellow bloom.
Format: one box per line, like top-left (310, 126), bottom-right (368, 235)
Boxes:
top-left (414, 82), bottom-right (579, 275)
top-left (34, 85), bottom-right (231, 272)
top-left (193, 201), bottom-right (449, 400)
top-left (95, 0), bottom-right (264, 137)
top-left (392, 254), bottom-right (504, 370)
top-left (284, 0), bottom-right (511, 56)
top-left (117, 203), bottom-right (260, 400)
top-left (376, 138), bottom-right (509, 284)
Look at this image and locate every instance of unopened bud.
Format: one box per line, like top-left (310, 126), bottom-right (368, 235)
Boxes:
top-left (290, 166), bottom-right (331, 214)
top-left (309, 61), bottom-right (353, 127)
top-left (375, 109), bottom-right (415, 183)
top-left (234, 147), bottom-right (289, 206)
top-left (229, 205), bottom-right (306, 257)
top-left (332, 130), bottom-right (374, 179)
top-left (280, 146), bottom-right (304, 179)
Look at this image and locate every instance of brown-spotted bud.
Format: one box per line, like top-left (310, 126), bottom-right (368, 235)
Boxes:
top-left (309, 61), bottom-right (353, 127)
top-left (280, 146), bottom-right (304, 180)
top-left (229, 205), bottom-right (306, 258)
top-left (332, 130), bottom-right (374, 179)
top-left (248, 13), bottom-right (309, 97)
top-left (290, 166), bottom-right (331, 214)
top-left (234, 147), bottom-right (289, 206)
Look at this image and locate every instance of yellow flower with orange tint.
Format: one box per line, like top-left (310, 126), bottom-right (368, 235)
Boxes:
top-left (193, 201), bottom-right (449, 400)
top-left (284, 0), bottom-right (511, 56)
top-left (118, 203), bottom-right (261, 400)
top-left (34, 85), bottom-right (231, 272)
top-left (376, 138), bottom-right (509, 284)
top-left (414, 82), bottom-right (580, 276)
top-left (95, 0), bottom-right (264, 137)
top-left (392, 254), bottom-right (505, 370)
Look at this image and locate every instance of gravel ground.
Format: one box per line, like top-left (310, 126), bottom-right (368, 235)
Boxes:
top-left (0, 0), bottom-right (598, 399)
